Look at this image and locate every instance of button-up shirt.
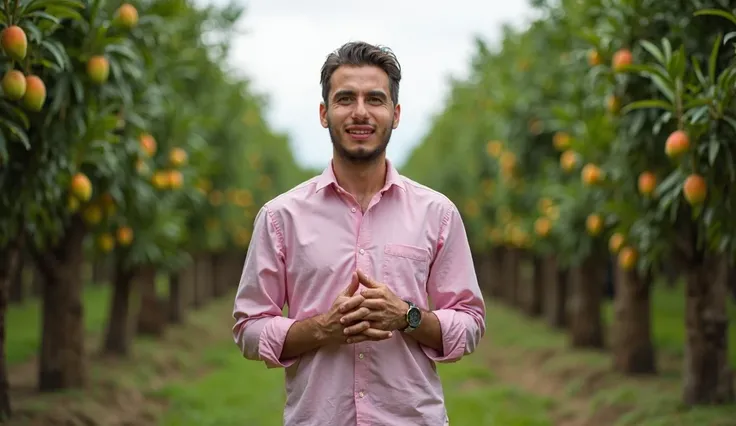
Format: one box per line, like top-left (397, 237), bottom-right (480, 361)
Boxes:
top-left (232, 159), bottom-right (486, 426)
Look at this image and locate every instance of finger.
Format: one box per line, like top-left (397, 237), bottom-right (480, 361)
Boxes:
top-left (346, 328), bottom-right (393, 344)
top-left (343, 320), bottom-right (370, 336)
top-left (356, 270), bottom-right (381, 288)
top-left (346, 335), bottom-right (371, 344)
top-left (360, 288), bottom-right (384, 300)
top-left (359, 299), bottom-right (384, 310)
top-left (362, 327), bottom-right (393, 340)
top-left (338, 294), bottom-right (365, 313)
top-left (340, 307), bottom-right (370, 324)
top-left (341, 271), bottom-right (360, 296)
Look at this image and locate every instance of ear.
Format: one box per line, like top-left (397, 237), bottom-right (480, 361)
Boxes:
top-left (319, 102), bottom-right (328, 128)
top-left (392, 103), bottom-right (401, 129)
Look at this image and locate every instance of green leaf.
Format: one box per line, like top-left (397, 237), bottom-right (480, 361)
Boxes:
top-left (694, 8), bottom-right (736, 26)
top-left (709, 141), bottom-right (720, 165)
top-left (41, 40), bottom-right (68, 70)
top-left (620, 99), bottom-right (674, 115)
top-left (709, 33), bottom-right (723, 84)
top-left (0, 119), bottom-right (31, 149)
top-left (639, 40), bottom-right (665, 65)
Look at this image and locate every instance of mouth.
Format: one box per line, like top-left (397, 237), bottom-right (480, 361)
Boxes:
top-left (345, 125), bottom-right (375, 141)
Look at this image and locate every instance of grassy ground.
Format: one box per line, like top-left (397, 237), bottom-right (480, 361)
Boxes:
top-left (5, 281), bottom-right (736, 426)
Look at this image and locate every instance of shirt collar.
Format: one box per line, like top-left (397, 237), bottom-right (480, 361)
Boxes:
top-left (315, 158), bottom-right (405, 194)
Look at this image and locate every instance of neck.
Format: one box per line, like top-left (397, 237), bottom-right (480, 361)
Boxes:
top-left (332, 153), bottom-right (387, 198)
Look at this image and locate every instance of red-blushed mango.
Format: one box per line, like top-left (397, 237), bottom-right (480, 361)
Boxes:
top-left (1, 25), bottom-right (27, 61)
top-left (114, 4), bottom-right (139, 28)
top-left (168, 170), bottom-right (183, 189)
top-left (581, 163), bottom-right (603, 186)
top-left (22, 75), bottom-right (46, 111)
top-left (169, 147), bottom-right (188, 167)
top-left (618, 246), bottom-right (637, 270)
top-left (588, 49), bottom-right (602, 66)
top-left (2, 70), bottom-right (26, 100)
top-left (665, 130), bottom-right (690, 158)
top-left (683, 174), bottom-right (706, 205)
top-left (117, 226), bottom-right (134, 246)
top-left (87, 55), bottom-right (110, 84)
top-left (609, 233), bottom-right (625, 254)
top-left (612, 48), bottom-right (633, 72)
top-left (139, 133), bottom-right (157, 157)
top-left (70, 173), bottom-right (93, 202)
top-left (638, 171), bottom-right (657, 197)
top-left (586, 214), bottom-right (603, 236)
top-left (534, 217), bottom-right (551, 237)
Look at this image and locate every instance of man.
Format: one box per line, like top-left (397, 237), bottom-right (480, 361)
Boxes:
top-left (232, 41), bottom-right (486, 426)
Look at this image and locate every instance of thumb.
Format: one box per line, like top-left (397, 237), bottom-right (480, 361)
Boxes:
top-left (357, 269), bottom-right (380, 288)
top-left (342, 271), bottom-right (359, 296)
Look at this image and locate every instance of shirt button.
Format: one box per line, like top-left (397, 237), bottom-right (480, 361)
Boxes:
top-left (359, 249), bottom-right (365, 255)
top-left (358, 391), bottom-right (364, 398)
top-left (351, 207), bottom-right (357, 213)
top-left (359, 353), bottom-right (364, 359)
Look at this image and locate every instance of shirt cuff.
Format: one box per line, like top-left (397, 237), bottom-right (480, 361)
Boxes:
top-left (258, 316), bottom-right (298, 368)
top-left (420, 309), bottom-right (467, 363)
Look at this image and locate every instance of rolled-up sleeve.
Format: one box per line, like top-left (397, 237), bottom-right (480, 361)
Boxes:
top-left (232, 205), bottom-right (297, 369)
top-left (422, 205), bottom-right (486, 363)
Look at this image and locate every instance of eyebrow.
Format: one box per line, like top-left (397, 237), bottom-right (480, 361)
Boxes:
top-left (333, 89), bottom-right (388, 100)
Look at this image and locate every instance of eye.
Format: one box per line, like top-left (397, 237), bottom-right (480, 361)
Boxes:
top-left (367, 97), bottom-right (383, 105)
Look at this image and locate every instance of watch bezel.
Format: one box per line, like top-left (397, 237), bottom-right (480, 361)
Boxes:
top-left (403, 300), bottom-right (422, 331)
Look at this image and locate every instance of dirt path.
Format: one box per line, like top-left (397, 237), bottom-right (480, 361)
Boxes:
top-left (6, 298), bottom-right (236, 426)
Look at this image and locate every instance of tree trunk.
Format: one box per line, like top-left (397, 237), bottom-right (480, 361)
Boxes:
top-left (0, 239), bottom-right (23, 420)
top-left (525, 256), bottom-right (543, 317)
top-left (543, 255), bottom-right (567, 329)
top-left (102, 258), bottom-right (136, 356)
top-left (489, 247), bottom-right (504, 298)
top-left (180, 261), bottom-right (196, 309)
top-left (474, 250), bottom-right (493, 296)
top-left (568, 252), bottom-right (605, 349)
top-left (611, 265), bottom-right (656, 374)
top-left (8, 252), bottom-right (24, 304)
top-left (502, 247), bottom-right (520, 306)
top-left (682, 253), bottom-right (734, 405)
top-left (194, 253), bottom-right (212, 308)
top-left (36, 216), bottom-right (87, 391)
top-left (168, 272), bottom-right (185, 324)
top-left (136, 266), bottom-right (166, 336)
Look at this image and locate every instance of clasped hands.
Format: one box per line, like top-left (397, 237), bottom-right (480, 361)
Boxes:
top-left (324, 270), bottom-right (408, 345)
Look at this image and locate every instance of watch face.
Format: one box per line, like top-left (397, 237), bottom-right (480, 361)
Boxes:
top-left (408, 308), bottom-right (422, 326)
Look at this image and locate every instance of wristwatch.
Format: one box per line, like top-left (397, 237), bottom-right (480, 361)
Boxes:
top-left (402, 300), bottom-right (422, 333)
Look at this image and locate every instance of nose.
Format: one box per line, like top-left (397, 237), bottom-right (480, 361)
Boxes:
top-left (351, 97), bottom-right (369, 120)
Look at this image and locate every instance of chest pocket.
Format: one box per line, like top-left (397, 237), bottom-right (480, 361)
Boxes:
top-left (381, 243), bottom-right (431, 304)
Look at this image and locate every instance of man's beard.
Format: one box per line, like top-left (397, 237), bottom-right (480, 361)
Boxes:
top-left (328, 117), bottom-right (392, 164)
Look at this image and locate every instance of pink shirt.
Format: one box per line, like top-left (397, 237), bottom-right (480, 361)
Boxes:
top-left (232, 159), bottom-right (486, 426)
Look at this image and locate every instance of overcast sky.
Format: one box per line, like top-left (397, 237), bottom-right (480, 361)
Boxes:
top-left (223, 1), bottom-right (537, 170)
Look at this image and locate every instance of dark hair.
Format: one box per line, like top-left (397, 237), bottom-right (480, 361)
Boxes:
top-left (320, 41), bottom-right (402, 106)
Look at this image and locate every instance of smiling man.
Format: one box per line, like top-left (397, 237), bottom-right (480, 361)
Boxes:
top-left (231, 41), bottom-right (486, 426)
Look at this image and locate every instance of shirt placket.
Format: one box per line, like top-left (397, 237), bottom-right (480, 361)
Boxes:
top-left (354, 201), bottom-right (372, 424)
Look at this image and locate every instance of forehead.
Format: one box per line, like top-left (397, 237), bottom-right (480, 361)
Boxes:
top-left (329, 65), bottom-right (390, 95)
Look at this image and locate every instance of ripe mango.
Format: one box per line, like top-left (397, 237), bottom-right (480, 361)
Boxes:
top-left (114, 4), bottom-right (139, 28)
top-left (22, 75), bottom-right (46, 111)
top-left (1, 70), bottom-right (26, 100)
top-left (1, 26), bottom-right (27, 61)
top-left (87, 55), bottom-right (110, 84)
